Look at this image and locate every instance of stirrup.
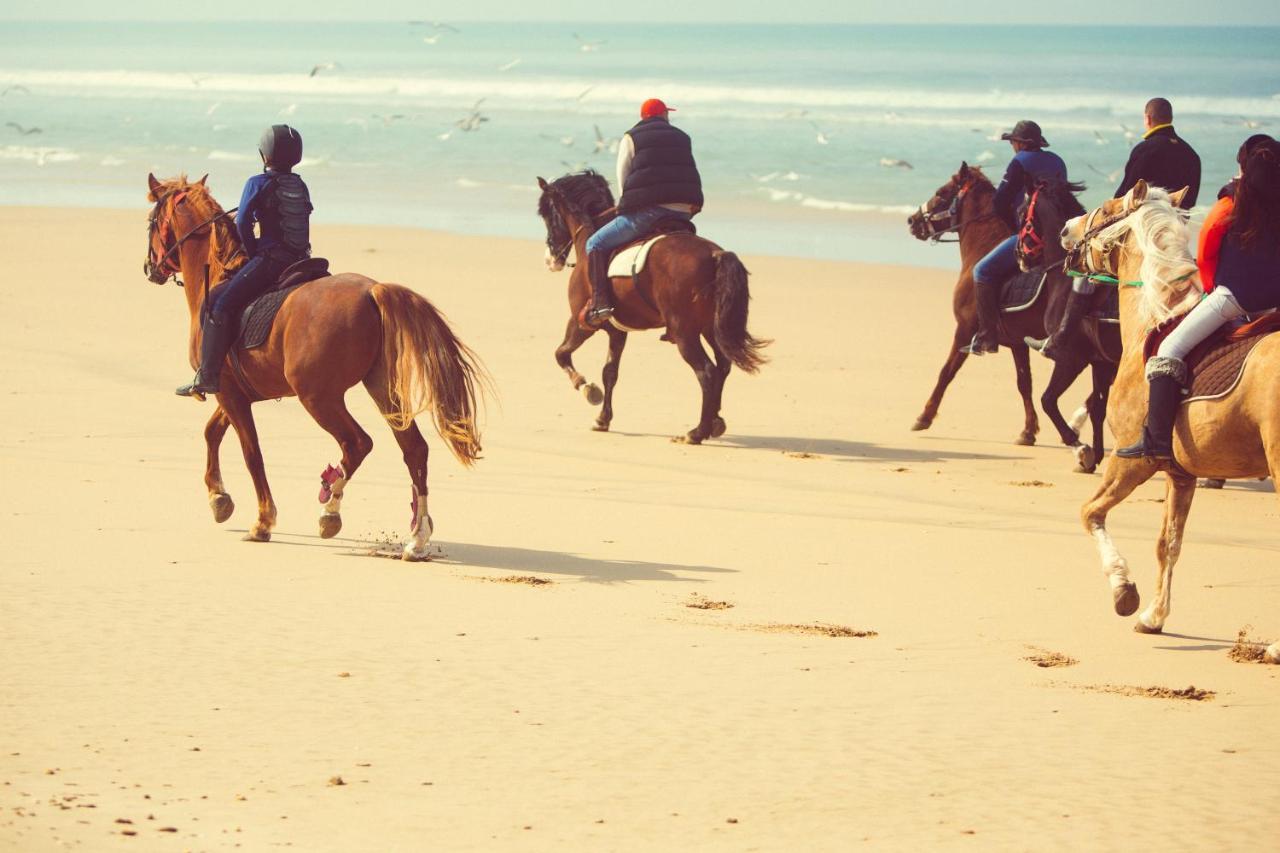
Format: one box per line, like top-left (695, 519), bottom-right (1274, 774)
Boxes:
top-left (1025, 335), bottom-right (1049, 353)
top-left (584, 305), bottom-right (614, 328)
top-left (1115, 436), bottom-right (1171, 461)
top-left (175, 374), bottom-right (217, 400)
top-left (959, 335), bottom-right (997, 356)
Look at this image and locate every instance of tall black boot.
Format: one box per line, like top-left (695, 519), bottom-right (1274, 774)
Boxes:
top-left (1116, 361), bottom-right (1185, 460)
top-left (960, 280), bottom-right (1001, 355)
top-left (585, 250), bottom-right (615, 327)
top-left (1027, 288), bottom-right (1091, 361)
top-left (175, 313), bottom-right (234, 398)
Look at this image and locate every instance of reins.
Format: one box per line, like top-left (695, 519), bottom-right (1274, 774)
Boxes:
top-left (916, 180), bottom-right (997, 243)
top-left (145, 189), bottom-right (238, 287)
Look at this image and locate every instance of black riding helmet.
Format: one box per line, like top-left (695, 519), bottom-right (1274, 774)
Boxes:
top-left (259, 124), bottom-right (303, 171)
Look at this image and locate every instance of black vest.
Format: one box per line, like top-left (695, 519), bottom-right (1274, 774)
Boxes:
top-left (617, 118), bottom-right (704, 214)
top-left (260, 172), bottom-right (312, 258)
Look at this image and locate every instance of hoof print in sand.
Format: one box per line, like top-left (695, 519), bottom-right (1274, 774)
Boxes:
top-left (487, 575), bottom-right (553, 587)
top-left (686, 593), bottom-right (734, 610)
top-left (1079, 683), bottom-right (1215, 702)
top-left (751, 622), bottom-right (877, 638)
top-left (1024, 647), bottom-right (1077, 668)
top-left (1228, 627), bottom-right (1271, 664)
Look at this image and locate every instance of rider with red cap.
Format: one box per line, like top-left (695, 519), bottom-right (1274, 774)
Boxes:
top-left (583, 98), bottom-right (704, 326)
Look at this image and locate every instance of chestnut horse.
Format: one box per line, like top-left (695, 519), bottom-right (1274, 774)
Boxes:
top-left (906, 163), bottom-right (1052, 445)
top-left (535, 171), bottom-right (768, 443)
top-left (1063, 180), bottom-right (1280, 661)
top-left (145, 174), bottom-right (484, 560)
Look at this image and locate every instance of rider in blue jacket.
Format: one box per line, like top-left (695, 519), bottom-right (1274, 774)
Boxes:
top-left (962, 120), bottom-right (1067, 355)
top-left (176, 124), bottom-right (312, 397)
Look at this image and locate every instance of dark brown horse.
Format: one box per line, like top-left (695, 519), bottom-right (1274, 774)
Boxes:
top-left (145, 173), bottom-right (484, 559)
top-left (1017, 177), bottom-right (1121, 472)
top-left (907, 162), bottom-right (1054, 446)
top-left (535, 171), bottom-right (768, 443)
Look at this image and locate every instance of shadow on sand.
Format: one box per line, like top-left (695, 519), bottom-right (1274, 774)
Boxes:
top-left (609, 430), bottom-right (1022, 464)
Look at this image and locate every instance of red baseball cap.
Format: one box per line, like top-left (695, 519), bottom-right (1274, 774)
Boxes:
top-left (640, 98), bottom-right (675, 119)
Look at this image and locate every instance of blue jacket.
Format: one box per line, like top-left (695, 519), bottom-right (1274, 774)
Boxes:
top-left (235, 169), bottom-right (311, 258)
top-left (992, 150), bottom-right (1067, 230)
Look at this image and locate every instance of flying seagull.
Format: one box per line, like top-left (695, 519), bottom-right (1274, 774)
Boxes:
top-left (573, 33), bottom-right (605, 53)
top-left (593, 124), bottom-right (620, 154)
top-left (1, 85), bottom-right (31, 97)
top-left (6, 121), bottom-right (42, 135)
top-left (309, 61), bottom-right (341, 78)
top-left (879, 158), bottom-right (913, 170)
top-left (497, 58), bottom-right (522, 72)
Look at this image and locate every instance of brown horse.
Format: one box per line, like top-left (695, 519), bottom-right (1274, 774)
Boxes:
top-left (906, 163), bottom-right (1052, 445)
top-left (145, 173), bottom-right (484, 559)
top-left (535, 171), bottom-right (768, 443)
top-left (1063, 180), bottom-right (1280, 662)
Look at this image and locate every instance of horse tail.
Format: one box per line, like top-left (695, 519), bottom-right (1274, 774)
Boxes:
top-left (711, 251), bottom-right (770, 373)
top-left (369, 283), bottom-right (486, 466)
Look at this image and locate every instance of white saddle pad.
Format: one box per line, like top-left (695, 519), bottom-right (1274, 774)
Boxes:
top-left (607, 235), bottom-right (666, 278)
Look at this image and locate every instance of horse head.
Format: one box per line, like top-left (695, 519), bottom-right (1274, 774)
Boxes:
top-left (144, 173), bottom-right (241, 286)
top-left (536, 170), bottom-right (615, 272)
top-left (908, 162), bottom-right (989, 242)
top-left (1015, 177), bottom-right (1087, 271)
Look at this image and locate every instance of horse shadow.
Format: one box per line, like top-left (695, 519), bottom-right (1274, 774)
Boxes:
top-left (255, 530), bottom-right (734, 584)
top-left (610, 431), bottom-right (1022, 464)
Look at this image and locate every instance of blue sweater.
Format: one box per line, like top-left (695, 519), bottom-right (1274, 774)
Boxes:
top-left (1216, 228), bottom-right (1280, 313)
top-left (992, 150), bottom-right (1067, 230)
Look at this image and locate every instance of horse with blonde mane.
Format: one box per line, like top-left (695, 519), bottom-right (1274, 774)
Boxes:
top-left (145, 173), bottom-right (485, 559)
top-left (1062, 179), bottom-right (1280, 662)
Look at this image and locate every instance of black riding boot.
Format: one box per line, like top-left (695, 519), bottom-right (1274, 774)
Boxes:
top-left (175, 313), bottom-right (234, 398)
top-left (585, 250), bottom-right (615, 327)
top-left (1115, 365), bottom-right (1184, 460)
top-left (1027, 288), bottom-right (1091, 361)
top-left (960, 280), bottom-right (1001, 355)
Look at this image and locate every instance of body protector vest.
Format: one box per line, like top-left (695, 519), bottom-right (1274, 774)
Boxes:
top-left (617, 118), bottom-right (704, 215)
top-left (260, 172), bottom-right (312, 258)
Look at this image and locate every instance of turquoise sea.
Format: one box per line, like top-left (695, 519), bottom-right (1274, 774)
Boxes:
top-left (1, 22), bottom-right (1277, 266)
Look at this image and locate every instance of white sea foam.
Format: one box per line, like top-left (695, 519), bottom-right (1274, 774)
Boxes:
top-left (0, 144), bottom-right (79, 165)
top-left (2, 68), bottom-right (1277, 120)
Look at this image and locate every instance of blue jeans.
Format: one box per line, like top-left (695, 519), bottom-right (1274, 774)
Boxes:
top-left (585, 207), bottom-right (692, 255)
top-left (973, 235), bottom-right (1019, 287)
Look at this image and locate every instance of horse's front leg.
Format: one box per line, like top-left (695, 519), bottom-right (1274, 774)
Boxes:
top-left (218, 389), bottom-right (277, 542)
top-left (555, 316), bottom-right (602, 405)
top-left (1087, 362), bottom-right (1118, 474)
top-left (203, 407), bottom-right (235, 523)
top-left (1039, 357), bottom-right (1088, 463)
top-left (1010, 342), bottom-right (1039, 445)
top-left (594, 327), bottom-right (628, 432)
top-left (912, 323), bottom-right (971, 431)
top-left (1136, 473), bottom-right (1196, 634)
top-left (1081, 456), bottom-right (1159, 617)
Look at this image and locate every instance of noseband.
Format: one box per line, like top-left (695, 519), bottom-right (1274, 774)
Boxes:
top-left (1065, 203), bottom-right (1131, 277)
top-left (144, 190), bottom-right (237, 287)
top-left (914, 180), bottom-right (994, 243)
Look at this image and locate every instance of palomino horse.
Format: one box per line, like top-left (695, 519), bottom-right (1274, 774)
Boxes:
top-left (145, 174), bottom-right (484, 560)
top-left (536, 171), bottom-right (768, 443)
top-left (1017, 177), bottom-right (1120, 473)
top-left (907, 163), bottom-right (1052, 445)
top-left (1063, 180), bottom-right (1279, 662)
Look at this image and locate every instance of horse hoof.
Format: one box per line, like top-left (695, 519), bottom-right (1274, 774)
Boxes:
top-left (911, 419), bottom-right (931, 432)
top-left (402, 545), bottom-right (431, 562)
top-left (1199, 478), bottom-right (1225, 490)
top-left (1133, 620), bottom-right (1164, 635)
top-left (1074, 445), bottom-right (1096, 474)
top-left (710, 417), bottom-right (727, 439)
top-left (675, 431), bottom-right (704, 445)
top-left (244, 526), bottom-right (271, 543)
top-left (210, 493), bottom-right (234, 524)
top-left (319, 512), bottom-right (342, 539)
top-left (582, 383), bottom-right (604, 406)
top-left (1014, 432), bottom-right (1036, 447)
top-left (592, 420), bottom-right (610, 432)
top-left (1113, 582), bottom-right (1140, 617)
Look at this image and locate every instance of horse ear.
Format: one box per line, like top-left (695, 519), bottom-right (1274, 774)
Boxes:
top-left (147, 172), bottom-right (161, 196)
top-left (197, 174), bottom-right (208, 186)
top-left (537, 177), bottom-right (549, 191)
top-left (959, 161), bottom-right (970, 176)
top-left (1168, 186), bottom-right (1188, 208)
top-left (1126, 179), bottom-right (1148, 210)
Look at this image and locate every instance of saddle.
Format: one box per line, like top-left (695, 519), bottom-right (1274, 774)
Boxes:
top-left (237, 257), bottom-right (330, 350)
top-left (999, 266), bottom-right (1048, 313)
top-left (1143, 311), bottom-right (1280, 404)
top-left (605, 218), bottom-right (698, 278)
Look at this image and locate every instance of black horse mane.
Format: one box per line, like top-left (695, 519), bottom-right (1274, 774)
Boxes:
top-left (1033, 177), bottom-right (1088, 219)
top-left (539, 170), bottom-right (616, 224)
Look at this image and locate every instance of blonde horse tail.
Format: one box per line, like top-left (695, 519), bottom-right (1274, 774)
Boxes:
top-left (369, 283), bottom-right (486, 466)
top-left (712, 251), bottom-right (770, 373)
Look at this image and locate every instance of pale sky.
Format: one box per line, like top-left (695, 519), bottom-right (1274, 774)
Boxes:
top-left (6, 0), bottom-right (1280, 25)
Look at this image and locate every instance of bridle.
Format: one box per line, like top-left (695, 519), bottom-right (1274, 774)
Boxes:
top-left (1015, 184), bottom-right (1046, 268)
top-left (144, 188), bottom-right (237, 287)
top-left (1065, 202), bottom-right (1133, 278)
top-left (913, 179), bottom-right (995, 243)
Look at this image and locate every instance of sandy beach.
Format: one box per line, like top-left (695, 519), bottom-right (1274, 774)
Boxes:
top-left (2, 205), bottom-right (1278, 851)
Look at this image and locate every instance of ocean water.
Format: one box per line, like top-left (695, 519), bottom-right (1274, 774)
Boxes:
top-left (1, 22), bottom-right (1276, 267)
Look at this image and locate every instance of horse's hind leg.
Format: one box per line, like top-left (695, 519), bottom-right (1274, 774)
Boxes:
top-left (204, 407), bottom-right (235, 523)
top-left (555, 316), bottom-right (602, 406)
top-left (1087, 362), bottom-right (1118, 473)
top-left (673, 332), bottom-right (720, 444)
top-left (1081, 457), bottom-right (1159, 617)
top-left (363, 374), bottom-right (432, 561)
top-left (1136, 473), bottom-right (1196, 634)
top-left (298, 391), bottom-right (374, 539)
top-left (594, 327), bottom-right (628, 432)
top-left (1011, 342), bottom-right (1039, 445)
top-left (217, 388), bottom-right (277, 542)
top-left (913, 324), bottom-right (970, 431)
top-left (704, 332), bottom-right (731, 439)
